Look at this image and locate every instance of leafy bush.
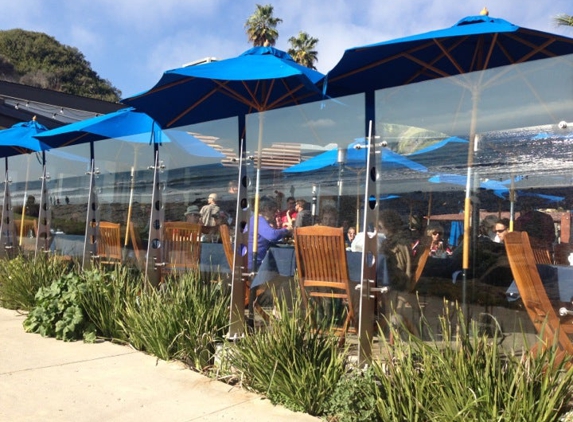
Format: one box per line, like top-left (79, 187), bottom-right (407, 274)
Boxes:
top-left (325, 367), bottom-right (382, 422)
top-left (123, 272), bottom-right (229, 370)
top-left (227, 291), bottom-right (348, 416)
top-left (78, 266), bottom-right (142, 343)
top-left (23, 272), bottom-right (96, 342)
top-left (0, 254), bottom-right (71, 311)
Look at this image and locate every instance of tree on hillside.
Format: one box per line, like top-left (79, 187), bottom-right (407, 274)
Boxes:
top-left (0, 29), bottom-right (121, 102)
top-left (554, 14), bottom-right (573, 27)
top-left (245, 4), bottom-right (283, 46)
top-left (288, 31), bottom-right (319, 69)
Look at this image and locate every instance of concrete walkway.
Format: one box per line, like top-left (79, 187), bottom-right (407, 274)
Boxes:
top-left (0, 308), bottom-right (319, 422)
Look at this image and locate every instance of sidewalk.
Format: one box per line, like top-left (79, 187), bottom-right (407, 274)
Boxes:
top-left (0, 308), bottom-right (319, 422)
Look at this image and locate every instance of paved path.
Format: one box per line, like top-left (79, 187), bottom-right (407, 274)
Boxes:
top-left (0, 308), bottom-right (319, 422)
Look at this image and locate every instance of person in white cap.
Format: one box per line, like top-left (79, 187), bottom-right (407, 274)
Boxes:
top-left (200, 193), bottom-right (220, 227)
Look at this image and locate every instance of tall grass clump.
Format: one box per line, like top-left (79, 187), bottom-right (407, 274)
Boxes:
top-left (0, 254), bottom-right (72, 311)
top-left (370, 305), bottom-right (573, 421)
top-left (78, 265), bottom-right (142, 343)
top-left (227, 289), bottom-right (349, 416)
top-left (123, 272), bottom-right (229, 371)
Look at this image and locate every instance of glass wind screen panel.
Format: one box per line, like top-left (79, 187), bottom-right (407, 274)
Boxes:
top-left (246, 94), bottom-right (365, 229)
top-left (93, 137), bottom-right (155, 241)
top-left (374, 54), bottom-right (573, 348)
top-left (45, 144), bottom-right (90, 235)
top-left (7, 152), bottom-right (43, 236)
top-left (159, 117), bottom-right (237, 230)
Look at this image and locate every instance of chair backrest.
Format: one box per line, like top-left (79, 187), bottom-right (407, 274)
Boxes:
top-left (294, 226), bottom-right (355, 331)
top-left (528, 235), bottom-right (553, 265)
top-left (220, 224), bottom-right (248, 270)
top-left (411, 241), bottom-right (431, 292)
top-left (15, 218), bottom-right (37, 239)
top-left (162, 222), bottom-right (202, 271)
top-left (96, 221), bottom-right (122, 263)
top-left (219, 224), bottom-right (234, 269)
top-left (128, 221), bottom-right (144, 266)
top-left (504, 231), bottom-right (573, 357)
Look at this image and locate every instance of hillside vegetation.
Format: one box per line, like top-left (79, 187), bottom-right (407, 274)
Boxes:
top-left (0, 29), bottom-right (121, 102)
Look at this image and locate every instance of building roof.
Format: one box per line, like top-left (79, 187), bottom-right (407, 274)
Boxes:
top-left (0, 80), bottom-right (124, 130)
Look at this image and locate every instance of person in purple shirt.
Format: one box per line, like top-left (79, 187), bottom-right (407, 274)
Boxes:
top-left (247, 196), bottom-right (292, 270)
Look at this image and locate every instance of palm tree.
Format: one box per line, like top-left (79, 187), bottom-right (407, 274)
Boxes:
top-left (287, 31), bottom-right (319, 69)
top-left (245, 4), bottom-right (283, 46)
top-left (554, 14), bottom-right (573, 27)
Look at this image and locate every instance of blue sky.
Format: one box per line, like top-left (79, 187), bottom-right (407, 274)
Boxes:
top-left (1, 1), bottom-right (572, 99)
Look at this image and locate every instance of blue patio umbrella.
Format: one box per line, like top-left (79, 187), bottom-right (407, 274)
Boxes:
top-left (407, 136), bottom-right (469, 169)
top-left (122, 46), bottom-right (325, 129)
top-left (35, 107), bottom-right (224, 159)
top-left (323, 14), bottom-right (573, 292)
top-left (0, 119), bottom-right (50, 158)
top-left (284, 138), bottom-right (427, 173)
top-left (324, 15), bottom-right (573, 97)
top-left (123, 46), bottom-right (325, 284)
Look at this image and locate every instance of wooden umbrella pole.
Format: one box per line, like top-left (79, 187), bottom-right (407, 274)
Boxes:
top-left (19, 154), bottom-right (32, 245)
top-left (124, 166), bottom-right (135, 247)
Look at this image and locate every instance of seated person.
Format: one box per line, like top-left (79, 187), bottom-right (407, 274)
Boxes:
top-left (479, 214), bottom-right (499, 241)
top-left (515, 204), bottom-right (555, 248)
top-left (350, 226), bottom-right (385, 252)
top-left (294, 199), bottom-right (313, 227)
top-left (318, 205), bottom-right (338, 227)
top-left (247, 196), bottom-right (292, 271)
top-left (345, 226), bottom-right (356, 249)
top-left (379, 209), bottom-right (412, 291)
top-left (425, 223), bottom-right (451, 257)
top-left (276, 196), bottom-right (297, 228)
top-left (493, 218), bottom-right (509, 243)
top-left (184, 205), bottom-right (201, 224)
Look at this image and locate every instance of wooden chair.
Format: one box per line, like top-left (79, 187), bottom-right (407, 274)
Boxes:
top-left (128, 221), bottom-right (145, 268)
top-left (15, 218), bottom-right (38, 253)
top-left (411, 241), bottom-right (431, 292)
top-left (528, 235), bottom-right (553, 265)
top-left (219, 224), bottom-right (268, 321)
top-left (93, 221), bottom-right (122, 265)
top-left (504, 231), bottom-right (573, 362)
top-left (160, 222), bottom-right (202, 277)
top-left (294, 226), bottom-right (357, 344)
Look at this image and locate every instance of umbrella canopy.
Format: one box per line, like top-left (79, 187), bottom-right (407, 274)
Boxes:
top-left (284, 139), bottom-right (427, 173)
top-left (407, 136), bottom-right (469, 169)
top-left (0, 119), bottom-right (50, 157)
top-left (324, 15), bottom-right (573, 96)
top-left (324, 14), bottom-right (573, 286)
top-left (35, 108), bottom-right (224, 158)
top-left (122, 46), bottom-right (325, 129)
top-left (428, 173), bottom-right (508, 191)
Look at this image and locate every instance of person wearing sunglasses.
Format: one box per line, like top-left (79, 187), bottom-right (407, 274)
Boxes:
top-left (493, 218), bottom-right (510, 243)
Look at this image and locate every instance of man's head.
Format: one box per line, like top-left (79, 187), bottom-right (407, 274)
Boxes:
top-left (285, 196), bottom-right (296, 211)
top-left (295, 199), bottom-right (307, 212)
top-left (208, 193), bottom-right (218, 203)
top-left (184, 205), bottom-right (201, 224)
top-left (259, 196), bottom-right (278, 218)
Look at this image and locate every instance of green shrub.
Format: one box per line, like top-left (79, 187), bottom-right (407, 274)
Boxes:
top-left (0, 254), bottom-right (71, 311)
top-left (123, 272), bottom-right (229, 370)
top-left (78, 266), bottom-right (142, 343)
top-left (325, 367), bottom-right (382, 422)
top-left (370, 306), bottom-right (573, 421)
top-left (23, 272), bottom-right (96, 342)
top-left (227, 291), bottom-right (348, 416)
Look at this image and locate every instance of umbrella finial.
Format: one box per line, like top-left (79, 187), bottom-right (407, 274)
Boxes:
top-left (263, 39), bottom-right (270, 47)
top-left (480, 6), bottom-right (489, 16)
top-left (32, 115), bottom-right (37, 121)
